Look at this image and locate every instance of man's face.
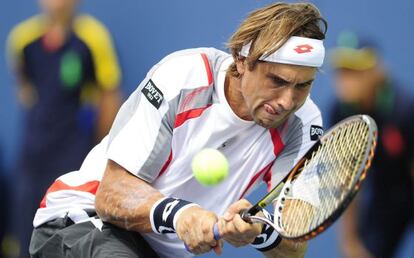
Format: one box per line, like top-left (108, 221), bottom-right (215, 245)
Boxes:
top-left (236, 60), bottom-right (316, 128)
top-left (39, 0), bottom-right (78, 17)
top-left (334, 68), bottom-right (379, 103)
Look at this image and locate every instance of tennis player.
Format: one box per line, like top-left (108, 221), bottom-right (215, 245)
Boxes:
top-left (30, 2), bottom-right (327, 258)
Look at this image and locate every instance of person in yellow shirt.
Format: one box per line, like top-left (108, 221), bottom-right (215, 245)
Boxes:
top-left (6, 0), bottom-right (121, 256)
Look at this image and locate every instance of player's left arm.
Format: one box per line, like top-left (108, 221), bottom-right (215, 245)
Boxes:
top-left (74, 15), bottom-right (122, 140)
top-left (217, 199), bottom-right (307, 257)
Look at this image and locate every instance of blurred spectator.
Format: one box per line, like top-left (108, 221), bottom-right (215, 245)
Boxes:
top-left (0, 146), bottom-right (8, 258)
top-left (330, 31), bottom-right (414, 258)
top-left (6, 0), bottom-right (121, 256)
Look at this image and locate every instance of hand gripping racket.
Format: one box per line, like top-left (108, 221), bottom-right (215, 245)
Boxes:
top-left (213, 114), bottom-right (377, 241)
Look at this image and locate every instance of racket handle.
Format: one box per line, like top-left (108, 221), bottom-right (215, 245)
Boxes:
top-left (239, 206), bottom-right (262, 224)
top-left (246, 205), bottom-right (263, 217)
top-left (239, 209), bottom-right (251, 223)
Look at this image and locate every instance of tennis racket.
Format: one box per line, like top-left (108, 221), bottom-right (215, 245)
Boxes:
top-left (214, 114), bottom-right (377, 241)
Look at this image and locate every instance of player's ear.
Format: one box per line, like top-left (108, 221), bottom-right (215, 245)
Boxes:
top-left (235, 57), bottom-right (246, 76)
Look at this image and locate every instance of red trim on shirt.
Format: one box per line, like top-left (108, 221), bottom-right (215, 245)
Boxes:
top-left (180, 54), bottom-right (213, 109)
top-left (201, 53), bottom-right (213, 85)
top-left (239, 162), bottom-right (274, 199)
top-left (157, 150), bottom-right (173, 178)
top-left (181, 85), bottom-right (211, 110)
top-left (174, 104), bottom-right (212, 128)
top-left (263, 168), bottom-right (273, 192)
top-left (269, 128), bottom-right (285, 156)
top-left (175, 53), bottom-right (214, 128)
top-left (39, 180), bottom-right (100, 208)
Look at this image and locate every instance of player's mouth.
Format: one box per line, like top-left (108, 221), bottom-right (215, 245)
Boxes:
top-left (263, 103), bottom-right (284, 117)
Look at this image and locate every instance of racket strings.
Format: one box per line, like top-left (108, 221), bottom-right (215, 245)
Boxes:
top-left (280, 120), bottom-right (371, 237)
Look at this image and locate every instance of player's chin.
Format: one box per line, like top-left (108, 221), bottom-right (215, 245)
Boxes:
top-left (254, 112), bottom-right (287, 128)
top-left (255, 116), bottom-right (283, 129)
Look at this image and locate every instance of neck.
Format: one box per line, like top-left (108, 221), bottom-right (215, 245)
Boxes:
top-left (359, 79), bottom-right (387, 112)
top-left (45, 11), bottom-right (73, 27)
top-left (224, 73), bottom-right (252, 120)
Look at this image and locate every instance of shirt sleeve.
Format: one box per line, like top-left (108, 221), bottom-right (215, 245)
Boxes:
top-left (73, 15), bottom-right (121, 90)
top-left (6, 15), bottom-right (45, 74)
top-left (269, 98), bottom-right (324, 189)
top-left (105, 64), bottom-right (175, 183)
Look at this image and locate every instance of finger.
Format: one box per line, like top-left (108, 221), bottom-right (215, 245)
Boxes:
top-left (189, 243), bottom-right (212, 255)
top-left (224, 199), bottom-right (252, 221)
top-left (219, 217), bottom-right (237, 236)
top-left (212, 240), bottom-right (224, 255)
top-left (218, 217), bottom-right (255, 247)
top-left (219, 219), bottom-right (246, 246)
top-left (234, 214), bottom-right (261, 236)
top-left (202, 215), bottom-right (219, 247)
top-left (232, 214), bottom-right (251, 234)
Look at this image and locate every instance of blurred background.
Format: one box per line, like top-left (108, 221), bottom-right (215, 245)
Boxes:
top-left (0, 0), bottom-right (413, 257)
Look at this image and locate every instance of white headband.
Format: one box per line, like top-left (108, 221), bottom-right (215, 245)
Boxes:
top-left (239, 36), bottom-right (325, 67)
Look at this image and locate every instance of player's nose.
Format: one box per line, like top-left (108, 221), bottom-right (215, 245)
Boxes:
top-left (275, 87), bottom-right (295, 112)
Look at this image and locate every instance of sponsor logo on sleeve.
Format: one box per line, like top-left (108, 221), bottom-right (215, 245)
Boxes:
top-left (142, 79), bottom-right (164, 109)
top-left (310, 125), bottom-right (324, 141)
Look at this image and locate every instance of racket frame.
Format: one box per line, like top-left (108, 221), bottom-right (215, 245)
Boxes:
top-left (241, 114), bottom-right (378, 241)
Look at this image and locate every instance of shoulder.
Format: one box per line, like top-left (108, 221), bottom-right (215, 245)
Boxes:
top-left (292, 97), bottom-right (323, 128)
top-left (7, 15), bottom-right (46, 55)
top-left (73, 14), bottom-right (114, 47)
top-left (393, 85), bottom-right (414, 113)
top-left (281, 97), bottom-right (323, 144)
top-left (149, 48), bottom-right (229, 99)
top-left (73, 14), bottom-right (110, 36)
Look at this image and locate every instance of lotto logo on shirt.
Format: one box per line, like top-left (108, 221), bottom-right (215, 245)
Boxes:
top-left (142, 79), bottom-right (164, 109)
top-left (310, 125), bottom-right (324, 141)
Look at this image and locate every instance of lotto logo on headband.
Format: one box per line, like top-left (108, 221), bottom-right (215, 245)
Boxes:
top-left (294, 44), bottom-right (313, 54)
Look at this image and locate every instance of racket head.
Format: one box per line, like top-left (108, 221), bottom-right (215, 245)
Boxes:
top-left (272, 114), bottom-right (377, 240)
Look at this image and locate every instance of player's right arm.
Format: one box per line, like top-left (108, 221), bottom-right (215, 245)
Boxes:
top-left (95, 159), bottom-right (221, 255)
top-left (95, 50), bottom-right (220, 254)
top-left (95, 159), bottom-right (163, 232)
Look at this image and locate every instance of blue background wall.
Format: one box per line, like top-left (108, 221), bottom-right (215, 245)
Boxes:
top-left (1, 1), bottom-right (413, 257)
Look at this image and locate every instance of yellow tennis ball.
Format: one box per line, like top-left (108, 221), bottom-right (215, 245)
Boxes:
top-left (192, 148), bottom-right (229, 186)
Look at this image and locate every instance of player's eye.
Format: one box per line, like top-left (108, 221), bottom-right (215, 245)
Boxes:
top-left (296, 82), bottom-right (312, 89)
top-left (269, 75), bottom-right (288, 87)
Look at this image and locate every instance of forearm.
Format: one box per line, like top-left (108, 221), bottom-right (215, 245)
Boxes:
top-left (340, 195), bottom-right (360, 242)
top-left (95, 160), bottom-right (164, 232)
top-left (96, 89), bottom-right (121, 140)
top-left (339, 194), bottom-right (373, 258)
top-left (263, 239), bottom-right (307, 258)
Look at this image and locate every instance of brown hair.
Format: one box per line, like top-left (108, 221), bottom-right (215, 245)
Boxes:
top-left (227, 2), bottom-right (328, 77)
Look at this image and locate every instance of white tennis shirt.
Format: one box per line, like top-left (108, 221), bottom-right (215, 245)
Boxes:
top-left (33, 48), bottom-right (323, 258)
